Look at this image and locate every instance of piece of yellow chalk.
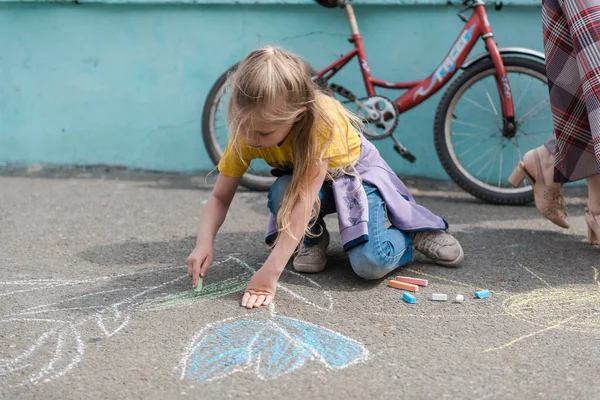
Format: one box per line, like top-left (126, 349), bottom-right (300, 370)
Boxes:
top-left (389, 280), bottom-right (419, 292)
top-left (395, 276), bottom-right (428, 287)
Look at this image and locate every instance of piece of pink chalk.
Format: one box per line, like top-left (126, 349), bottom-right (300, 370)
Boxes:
top-left (395, 276), bottom-right (428, 287)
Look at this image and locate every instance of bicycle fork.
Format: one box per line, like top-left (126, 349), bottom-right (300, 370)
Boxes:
top-left (478, 8), bottom-right (517, 137)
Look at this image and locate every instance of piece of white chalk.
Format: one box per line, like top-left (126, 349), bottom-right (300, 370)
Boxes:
top-left (455, 294), bottom-right (464, 303)
top-left (431, 293), bottom-right (447, 301)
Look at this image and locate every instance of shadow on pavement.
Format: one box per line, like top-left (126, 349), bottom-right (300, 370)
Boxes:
top-left (78, 226), bottom-right (600, 299)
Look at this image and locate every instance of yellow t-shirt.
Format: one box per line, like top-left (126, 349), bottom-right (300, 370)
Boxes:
top-left (217, 95), bottom-right (362, 178)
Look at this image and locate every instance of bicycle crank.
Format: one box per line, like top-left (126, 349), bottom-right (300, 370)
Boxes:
top-left (390, 134), bottom-right (416, 163)
top-left (354, 96), bottom-right (417, 162)
top-left (329, 84), bottom-right (399, 139)
top-left (328, 84), bottom-right (415, 162)
top-left (352, 96), bottom-right (399, 140)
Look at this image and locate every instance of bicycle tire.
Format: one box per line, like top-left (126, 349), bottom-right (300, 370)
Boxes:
top-left (433, 56), bottom-right (548, 205)
top-left (202, 62), bottom-right (332, 192)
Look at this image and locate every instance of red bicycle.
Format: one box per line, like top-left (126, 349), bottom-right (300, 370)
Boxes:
top-left (202, 0), bottom-right (551, 204)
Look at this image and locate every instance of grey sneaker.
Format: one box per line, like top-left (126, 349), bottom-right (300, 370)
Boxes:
top-left (292, 229), bottom-right (330, 273)
top-left (414, 230), bottom-right (464, 267)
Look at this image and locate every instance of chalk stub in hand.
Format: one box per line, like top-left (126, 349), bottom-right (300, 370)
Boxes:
top-left (194, 277), bottom-right (203, 294)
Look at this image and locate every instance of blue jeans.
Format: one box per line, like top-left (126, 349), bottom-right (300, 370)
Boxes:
top-left (267, 175), bottom-right (414, 280)
top-left (267, 175), bottom-right (336, 247)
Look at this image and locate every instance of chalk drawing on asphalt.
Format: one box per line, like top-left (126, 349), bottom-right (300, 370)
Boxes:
top-left (179, 306), bottom-right (368, 382)
top-left (484, 264), bottom-right (600, 352)
top-left (0, 256), bottom-right (347, 388)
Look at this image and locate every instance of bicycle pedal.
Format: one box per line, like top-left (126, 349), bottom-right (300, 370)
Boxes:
top-left (394, 143), bottom-right (416, 163)
top-left (402, 153), bottom-right (417, 163)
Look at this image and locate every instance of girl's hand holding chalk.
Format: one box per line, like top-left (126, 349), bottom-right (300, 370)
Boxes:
top-left (186, 244), bottom-right (214, 289)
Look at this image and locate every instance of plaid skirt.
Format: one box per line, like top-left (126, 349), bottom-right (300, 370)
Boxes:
top-left (542, 0), bottom-right (600, 182)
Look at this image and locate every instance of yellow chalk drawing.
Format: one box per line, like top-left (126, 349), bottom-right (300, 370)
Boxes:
top-left (484, 264), bottom-right (600, 352)
top-left (517, 263), bottom-right (553, 289)
top-left (501, 266), bottom-right (600, 334)
top-left (484, 316), bottom-right (578, 353)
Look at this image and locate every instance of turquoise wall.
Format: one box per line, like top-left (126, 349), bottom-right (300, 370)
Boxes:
top-left (0, 2), bottom-right (544, 179)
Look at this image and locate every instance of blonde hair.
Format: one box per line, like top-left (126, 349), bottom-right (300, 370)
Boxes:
top-left (226, 45), bottom-right (363, 244)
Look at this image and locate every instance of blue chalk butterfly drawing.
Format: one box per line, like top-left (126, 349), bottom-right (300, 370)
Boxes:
top-left (180, 311), bottom-right (368, 382)
top-left (177, 257), bottom-right (369, 382)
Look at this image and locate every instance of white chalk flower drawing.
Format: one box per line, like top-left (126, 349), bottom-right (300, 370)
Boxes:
top-left (0, 256), bottom-right (368, 388)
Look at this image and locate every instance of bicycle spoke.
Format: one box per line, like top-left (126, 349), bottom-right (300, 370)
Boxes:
top-left (512, 145), bottom-right (517, 183)
top-left (454, 136), bottom-right (483, 147)
top-left (522, 116), bottom-right (552, 124)
top-left (462, 96), bottom-right (498, 116)
top-left (516, 143), bottom-right (523, 164)
top-left (511, 140), bottom-right (528, 187)
top-left (467, 145), bottom-right (498, 169)
top-left (476, 78), bottom-right (493, 110)
top-left (480, 145), bottom-right (502, 182)
top-left (498, 142), bottom-right (503, 187)
top-left (462, 84), bottom-right (501, 122)
top-left (451, 119), bottom-right (496, 132)
top-left (520, 129), bottom-right (551, 137)
top-left (451, 132), bottom-right (484, 137)
top-left (514, 73), bottom-right (533, 111)
top-left (484, 87), bottom-right (499, 116)
top-left (517, 98), bottom-right (550, 125)
top-left (508, 137), bottom-right (524, 167)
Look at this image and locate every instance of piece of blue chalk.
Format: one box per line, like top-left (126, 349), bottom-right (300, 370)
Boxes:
top-left (474, 289), bottom-right (490, 299)
top-left (403, 292), bottom-right (417, 304)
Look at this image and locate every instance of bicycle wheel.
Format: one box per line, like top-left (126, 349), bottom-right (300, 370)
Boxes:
top-left (434, 57), bottom-right (552, 205)
top-left (202, 63), bottom-right (276, 191)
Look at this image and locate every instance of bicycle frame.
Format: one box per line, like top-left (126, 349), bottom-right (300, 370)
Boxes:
top-left (314, 0), bottom-right (515, 121)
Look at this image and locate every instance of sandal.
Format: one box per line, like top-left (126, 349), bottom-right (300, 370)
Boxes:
top-left (508, 147), bottom-right (569, 229)
top-left (585, 207), bottom-right (600, 246)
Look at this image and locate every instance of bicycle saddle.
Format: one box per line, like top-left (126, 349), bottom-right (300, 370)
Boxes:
top-left (314, 0), bottom-right (349, 8)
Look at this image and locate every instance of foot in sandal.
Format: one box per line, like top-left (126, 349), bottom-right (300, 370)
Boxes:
top-left (508, 145), bottom-right (569, 229)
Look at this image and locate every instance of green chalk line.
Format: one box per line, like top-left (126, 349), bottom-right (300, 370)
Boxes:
top-left (139, 274), bottom-right (251, 311)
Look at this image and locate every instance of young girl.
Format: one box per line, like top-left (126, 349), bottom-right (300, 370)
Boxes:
top-left (186, 46), bottom-right (464, 309)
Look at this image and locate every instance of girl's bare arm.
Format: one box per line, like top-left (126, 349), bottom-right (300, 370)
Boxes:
top-left (186, 173), bottom-right (241, 287)
top-left (267, 158), bottom-right (329, 267)
top-left (241, 158), bottom-right (329, 308)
